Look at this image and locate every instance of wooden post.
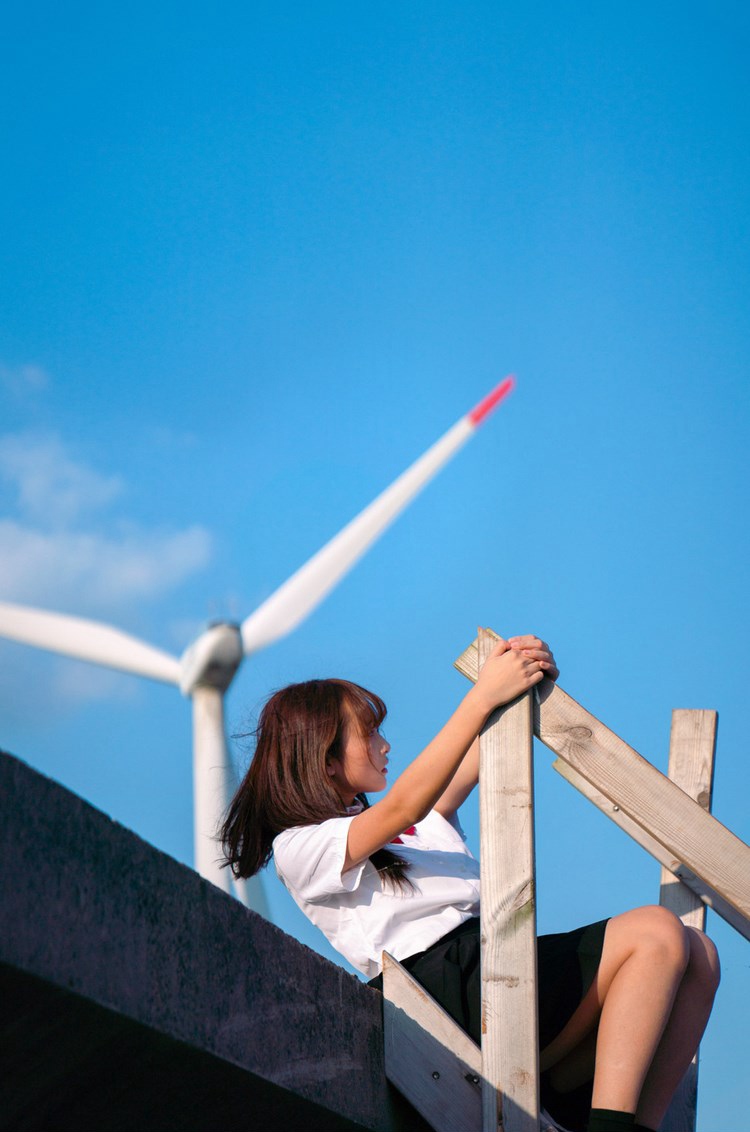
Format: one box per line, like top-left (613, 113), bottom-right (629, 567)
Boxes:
top-left (660, 709), bottom-right (718, 1132)
top-left (455, 630), bottom-right (750, 941)
top-left (477, 629), bottom-right (539, 1132)
top-left (660, 709), bottom-right (717, 928)
top-left (382, 952), bottom-right (482, 1132)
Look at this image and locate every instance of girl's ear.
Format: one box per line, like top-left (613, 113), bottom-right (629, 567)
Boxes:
top-left (325, 756), bottom-right (338, 778)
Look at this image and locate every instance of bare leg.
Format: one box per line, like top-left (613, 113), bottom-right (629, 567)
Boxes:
top-left (539, 907), bottom-right (720, 1126)
top-left (545, 1029), bottom-right (598, 1092)
top-left (635, 926), bottom-right (720, 1129)
top-left (590, 906), bottom-right (690, 1113)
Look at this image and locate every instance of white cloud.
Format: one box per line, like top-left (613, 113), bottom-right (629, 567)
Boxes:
top-left (50, 659), bottom-right (142, 707)
top-left (0, 519), bottom-right (212, 613)
top-left (0, 432), bottom-right (123, 527)
top-left (0, 429), bottom-right (214, 718)
top-left (0, 431), bottom-right (213, 613)
top-left (0, 361), bottom-right (50, 398)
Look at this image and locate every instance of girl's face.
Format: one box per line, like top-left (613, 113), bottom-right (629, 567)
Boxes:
top-left (326, 714), bottom-right (390, 805)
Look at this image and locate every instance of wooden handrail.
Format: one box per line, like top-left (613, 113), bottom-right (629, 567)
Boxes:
top-left (382, 630), bottom-right (747, 1132)
top-left (455, 630), bottom-right (750, 940)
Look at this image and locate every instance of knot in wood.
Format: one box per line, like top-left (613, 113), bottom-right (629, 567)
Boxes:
top-left (510, 880), bottom-right (533, 913)
top-left (495, 974), bottom-right (520, 988)
top-left (568, 725), bottom-right (593, 741)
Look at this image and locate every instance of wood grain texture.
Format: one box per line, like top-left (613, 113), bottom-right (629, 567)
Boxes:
top-left (660, 709), bottom-right (717, 1132)
top-left (382, 952), bottom-right (481, 1132)
top-left (549, 758), bottom-right (749, 943)
top-left (455, 631), bottom-right (750, 935)
top-left (477, 629), bottom-right (539, 1132)
top-left (659, 709), bottom-right (717, 929)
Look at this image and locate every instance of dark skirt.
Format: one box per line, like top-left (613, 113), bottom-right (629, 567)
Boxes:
top-left (371, 916), bottom-right (609, 1132)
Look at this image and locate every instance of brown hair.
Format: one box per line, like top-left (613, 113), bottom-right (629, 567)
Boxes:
top-left (221, 678), bottom-right (411, 889)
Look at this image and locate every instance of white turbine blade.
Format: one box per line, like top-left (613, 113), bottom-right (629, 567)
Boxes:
top-left (0, 600), bottom-right (181, 685)
top-left (241, 376), bottom-right (514, 654)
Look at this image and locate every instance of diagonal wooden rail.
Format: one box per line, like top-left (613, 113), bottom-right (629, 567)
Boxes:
top-left (382, 629), bottom-right (748, 1132)
top-left (455, 631), bottom-right (750, 939)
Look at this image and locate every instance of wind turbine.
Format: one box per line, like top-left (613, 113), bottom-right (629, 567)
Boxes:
top-left (0, 377), bottom-right (514, 912)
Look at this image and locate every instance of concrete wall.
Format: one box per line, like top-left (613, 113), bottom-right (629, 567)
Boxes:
top-left (0, 750), bottom-right (427, 1131)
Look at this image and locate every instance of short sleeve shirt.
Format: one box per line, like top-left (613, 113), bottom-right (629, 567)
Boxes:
top-left (273, 810), bottom-right (480, 978)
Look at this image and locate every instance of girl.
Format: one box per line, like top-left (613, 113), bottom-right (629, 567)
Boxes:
top-left (222, 634), bottom-right (720, 1132)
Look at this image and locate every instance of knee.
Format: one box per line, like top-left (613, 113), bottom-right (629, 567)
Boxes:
top-left (632, 905), bottom-right (690, 973)
top-left (686, 928), bottom-right (721, 996)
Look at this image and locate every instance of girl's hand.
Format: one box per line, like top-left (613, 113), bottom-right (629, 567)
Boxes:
top-left (472, 635), bottom-right (546, 714)
top-left (508, 634), bottom-right (559, 682)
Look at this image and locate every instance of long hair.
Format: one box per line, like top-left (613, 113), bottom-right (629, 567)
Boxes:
top-left (221, 678), bottom-right (411, 889)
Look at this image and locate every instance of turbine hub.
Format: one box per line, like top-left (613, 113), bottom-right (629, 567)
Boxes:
top-left (179, 622), bottom-right (243, 696)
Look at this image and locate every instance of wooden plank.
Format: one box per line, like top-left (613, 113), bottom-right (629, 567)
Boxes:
top-left (381, 951), bottom-right (481, 1132)
top-left (549, 758), bottom-right (749, 943)
top-left (660, 709), bottom-right (717, 1132)
top-left (660, 709), bottom-right (717, 929)
top-left (455, 631), bottom-right (750, 936)
top-left (477, 629), bottom-right (539, 1132)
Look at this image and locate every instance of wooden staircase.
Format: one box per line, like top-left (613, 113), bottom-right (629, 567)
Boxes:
top-left (381, 628), bottom-right (750, 1132)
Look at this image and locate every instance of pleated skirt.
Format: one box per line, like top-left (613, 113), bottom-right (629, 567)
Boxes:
top-left (371, 915), bottom-right (609, 1131)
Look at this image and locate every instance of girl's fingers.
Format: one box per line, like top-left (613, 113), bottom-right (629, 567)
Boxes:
top-left (519, 647), bottom-right (553, 663)
top-left (509, 635), bottom-right (550, 654)
top-left (520, 665), bottom-right (544, 688)
top-left (487, 636), bottom-right (509, 657)
top-left (508, 634), bottom-right (540, 647)
top-left (517, 644), bottom-right (559, 680)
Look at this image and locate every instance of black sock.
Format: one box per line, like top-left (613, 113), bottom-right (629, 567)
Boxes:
top-left (587, 1110), bottom-right (636, 1132)
top-left (633, 1125), bottom-right (658, 1132)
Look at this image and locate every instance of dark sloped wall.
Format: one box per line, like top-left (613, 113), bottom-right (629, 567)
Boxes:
top-left (0, 750), bottom-right (427, 1131)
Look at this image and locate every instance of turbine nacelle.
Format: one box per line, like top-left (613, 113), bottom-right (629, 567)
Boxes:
top-left (0, 376), bottom-right (515, 912)
top-left (179, 622), bottom-right (243, 697)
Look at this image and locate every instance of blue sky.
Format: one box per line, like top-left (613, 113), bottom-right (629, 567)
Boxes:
top-left (1, 3), bottom-right (748, 1127)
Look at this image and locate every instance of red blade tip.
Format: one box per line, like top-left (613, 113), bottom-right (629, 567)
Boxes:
top-left (468, 375), bottom-right (515, 426)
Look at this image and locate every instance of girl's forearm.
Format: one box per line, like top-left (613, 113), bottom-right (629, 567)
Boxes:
top-left (381, 640), bottom-right (546, 827)
top-left (433, 736), bottom-right (480, 818)
top-left (344, 640), bottom-right (545, 868)
top-left (383, 687), bottom-right (490, 825)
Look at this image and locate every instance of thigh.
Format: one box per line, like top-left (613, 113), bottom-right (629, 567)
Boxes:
top-left (404, 917), bottom-right (609, 1055)
top-left (540, 905), bottom-right (686, 1068)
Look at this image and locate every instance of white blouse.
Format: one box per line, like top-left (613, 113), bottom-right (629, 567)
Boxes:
top-left (273, 809), bottom-right (480, 978)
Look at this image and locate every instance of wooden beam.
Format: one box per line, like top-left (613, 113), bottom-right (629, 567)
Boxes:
top-left (548, 758), bottom-right (749, 942)
top-left (477, 629), bottom-right (539, 1132)
top-left (455, 631), bottom-right (750, 937)
top-left (381, 952), bottom-right (481, 1132)
top-left (660, 709), bottom-right (717, 929)
top-left (660, 709), bottom-right (717, 1132)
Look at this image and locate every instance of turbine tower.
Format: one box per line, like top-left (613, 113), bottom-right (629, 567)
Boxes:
top-left (0, 377), bottom-right (514, 911)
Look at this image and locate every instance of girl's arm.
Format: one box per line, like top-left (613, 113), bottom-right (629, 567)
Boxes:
top-left (343, 636), bottom-right (549, 870)
top-left (432, 635), bottom-right (559, 822)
